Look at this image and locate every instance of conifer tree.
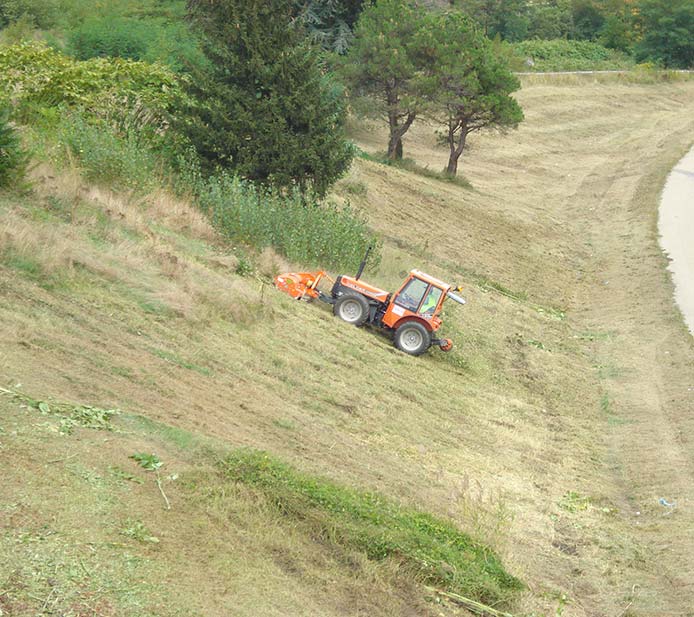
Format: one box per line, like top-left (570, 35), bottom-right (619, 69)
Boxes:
top-left (184, 0), bottom-right (353, 196)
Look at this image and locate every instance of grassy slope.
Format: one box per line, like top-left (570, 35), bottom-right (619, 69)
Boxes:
top-left (2, 75), bottom-right (694, 616)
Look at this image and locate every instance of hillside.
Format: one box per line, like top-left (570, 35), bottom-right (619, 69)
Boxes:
top-left (2, 74), bottom-right (694, 616)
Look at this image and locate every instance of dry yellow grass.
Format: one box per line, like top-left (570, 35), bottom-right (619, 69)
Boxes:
top-left (2, 75), bottom-right (694, 616)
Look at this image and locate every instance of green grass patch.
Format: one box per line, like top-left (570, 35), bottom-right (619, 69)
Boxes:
top-left (220, 449), bottom-right (524, 607)
top-left (151, 348), bottom-right (212, 376)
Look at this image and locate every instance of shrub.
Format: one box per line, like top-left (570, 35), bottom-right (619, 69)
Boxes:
top-left (194, 172), bottom-right (380, 272)
top-left (513, 39), bottom-right (634, 71)
top-left (66, 15), bottom-right (207, 73)
top-left (0, 42), bottom-right (187, 119)
top-left (0, 0), bottom-right (59, 29)
top-left (67, 17), bottom-right (153, 61)
top-left (0, 106), bottom-right (29, 189)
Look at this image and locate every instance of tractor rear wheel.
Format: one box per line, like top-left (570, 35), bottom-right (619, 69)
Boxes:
top-left (334, 293), bottom-right (369, 326)
top-left (394, 322), bottom-right (431, 356)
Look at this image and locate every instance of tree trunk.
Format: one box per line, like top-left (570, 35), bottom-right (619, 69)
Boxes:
top-left (387, 112), bottom-right (416, 160)
top-left (445, 121), bottom-right (468, 177)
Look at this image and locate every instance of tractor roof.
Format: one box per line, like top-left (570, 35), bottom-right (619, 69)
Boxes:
top-left (411, 270), bottom-right (451, 292)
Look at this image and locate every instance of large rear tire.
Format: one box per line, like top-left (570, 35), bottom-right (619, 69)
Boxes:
top-left (394, 322), bottom-right (431, 356)
top-left (333, 293), bottom-right (369, 326)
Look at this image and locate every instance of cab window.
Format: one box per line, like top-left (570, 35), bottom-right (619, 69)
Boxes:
top-left (394, 278), bottom-right (429, 312)
top-left (420, 286), bottom-right (442, 314)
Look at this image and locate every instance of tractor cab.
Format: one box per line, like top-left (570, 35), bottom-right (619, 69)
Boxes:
top-left (381, 270), bottom-right (453, 331)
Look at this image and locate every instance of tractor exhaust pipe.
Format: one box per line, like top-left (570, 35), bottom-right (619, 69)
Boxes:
top-left (355, 245), bottom-right (372, 280)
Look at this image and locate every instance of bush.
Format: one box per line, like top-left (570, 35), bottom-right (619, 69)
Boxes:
top-left (514, 39), bottom-right (634, 71)
top-left (66, 15), bottom-right (208, 73)
top-left (0, 0), bottom-right (59, 29)
top-left (193, 172), bottom-right (380, 272)
top-left (0, 106), bottom-right (29, 189)
top-left (67, 17), bottom-right (153, 61)
top-left (0, 42), bottom-right (187, 119)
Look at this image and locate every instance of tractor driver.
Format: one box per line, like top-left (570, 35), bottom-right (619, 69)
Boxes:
top-left (421, 287), bottom-right (440, 315)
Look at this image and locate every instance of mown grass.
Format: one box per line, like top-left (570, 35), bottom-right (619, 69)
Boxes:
top-left (357, 149), bottom-right (473, 189)
top-left (220, 449), bottom-right (524, 607)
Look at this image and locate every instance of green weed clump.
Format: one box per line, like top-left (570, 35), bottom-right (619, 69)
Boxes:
top-left (66, 15), bottom-right (207, 73)
top-left (58, 114), bottom-right (159, 190)
top-left (513, 39), bottom-right (634, 71)
top-left (221, 449), bottom-right (524, 607)
top-left (0, 106), bottom-right (29, 189)
top-left (195, 173), bottom-right (380, 272)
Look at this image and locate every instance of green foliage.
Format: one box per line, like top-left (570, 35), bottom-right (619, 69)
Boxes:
top-left (57, 114), bottom-right (159, 191)
top-left (340, 0), bottom-right (426, 159)
top-left (514, 38), bottom-right (633, 70)
top-left (65, 14), bottom-right (208, 73)
top-left (182, 0), bottom-right (353, 197)
top-left (121, 519), bottom-right (160, 543)
top-left (453, 0), bottom-right (530, 42)
top-left (295, 0), bottom-right (365, 53)
top-left (0, 387), bottom-right (119, 434)
top-left (0, 106), bottom-right (29, 190)
top-left (130, 452), bottom-right (163, 471)
top-left (221, 449), bottom-right (524, 606)
top-left (0, 42), bottom-right (187, 118)
top-left (572, 0), bottom-right (606, 40)
top-left (193, 172), bottom-right (380, 272)
top-left (635, 0), bottom-right (694, 69)
top-left (416, 12), bottom-right (523, 176)
top-left (0, 0), bottom-right (59, 28)
top-left (526, 0), bottom-right (573, 40)
top-left (67, 16), bottom-right (153, 61)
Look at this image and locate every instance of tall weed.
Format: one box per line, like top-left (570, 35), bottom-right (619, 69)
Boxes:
top-left (58, 114), bottom-right (158, 191)
top-left (0, 106), bottom-right (29, 189)
top-left (194, 172), bottom-right (380, 272)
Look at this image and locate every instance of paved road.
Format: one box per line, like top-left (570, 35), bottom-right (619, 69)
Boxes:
top-left (659, 147), bottom-right (694, 335)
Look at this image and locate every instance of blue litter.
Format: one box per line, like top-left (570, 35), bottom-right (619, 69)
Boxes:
top-left (659, 498), bottom-right (676, 507)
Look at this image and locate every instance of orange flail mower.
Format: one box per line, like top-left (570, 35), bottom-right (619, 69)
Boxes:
top-left (274, 249), bottom-right (466, 356)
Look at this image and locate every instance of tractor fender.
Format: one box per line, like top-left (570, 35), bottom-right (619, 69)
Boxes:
top-left (391, 315), bottom-right (434, 332)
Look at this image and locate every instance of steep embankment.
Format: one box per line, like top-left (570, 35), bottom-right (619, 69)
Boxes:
top-left (2, 75), bottom-right (694, 616)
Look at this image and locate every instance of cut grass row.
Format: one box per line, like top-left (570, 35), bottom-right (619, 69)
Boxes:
top-left (1, 387), bottom-right (523, 610)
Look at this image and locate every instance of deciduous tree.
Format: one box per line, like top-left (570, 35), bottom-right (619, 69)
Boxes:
top-left (635, 0), bottom-right (694, 68)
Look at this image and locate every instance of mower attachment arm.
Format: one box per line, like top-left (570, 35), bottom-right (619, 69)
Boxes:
top-left (446, 291), bottom-right (466, 305)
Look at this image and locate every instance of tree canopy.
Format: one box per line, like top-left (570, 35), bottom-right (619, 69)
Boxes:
top-left (635, 0), bottom-right (694, 69)
top-left (418, 11), bottom-right (523, 176)
top-left (340, 0), bottom-right (427, 160)
top-left (182, 0), bottom-right (354, 196)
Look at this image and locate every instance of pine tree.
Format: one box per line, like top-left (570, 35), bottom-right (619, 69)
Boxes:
top-left (183, 0), bottom-right (353, 196)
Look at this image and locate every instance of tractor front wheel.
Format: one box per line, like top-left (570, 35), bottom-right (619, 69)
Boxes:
top-left (334, 293), bottom-right (369, 326)
top-left (394, 322), bottom-right (431, 356)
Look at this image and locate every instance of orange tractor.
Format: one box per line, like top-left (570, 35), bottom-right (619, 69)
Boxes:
top-left (274, 250), bottom-right (466, 356)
